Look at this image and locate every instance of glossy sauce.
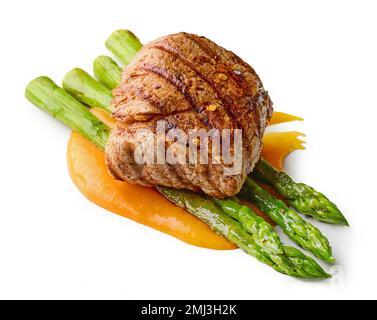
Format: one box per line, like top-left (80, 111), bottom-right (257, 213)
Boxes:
top-left (67, 110), bottom-right (304, 250)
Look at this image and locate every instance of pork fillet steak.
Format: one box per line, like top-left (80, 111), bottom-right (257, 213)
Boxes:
top-left (105, 33), bottom-right (273, 198)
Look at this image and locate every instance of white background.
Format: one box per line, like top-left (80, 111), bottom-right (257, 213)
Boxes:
top-left (0, 0), bottom-right (376, 300)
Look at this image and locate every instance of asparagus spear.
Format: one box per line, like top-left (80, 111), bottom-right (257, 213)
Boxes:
top-left (214, 198), bottom-right (329, 277)
top-left (93, 56), bottom-right (122, 90)
top-left (25, 76), bottom-right (109, 149)
top-left (241, 177), bottom-right (335, 263)
top-left (159, 187), bottom-right (329, 278)
top-left (106, 29), bottom-right (347, 227)
top-left (62, 68), bottom-right (113, 113)
top-left (253, 159), bottom-right (349, 225)
top-left (25, 77), bottom-right (329, 279)
top-left (105, 30), bottom-right (142, 65)
top-left (214, 197), bottom-right (283, 254)
top-left (66, 54), bottom-right (335, 264)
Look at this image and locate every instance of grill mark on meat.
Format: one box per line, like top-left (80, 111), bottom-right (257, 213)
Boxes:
top-left (136, 63), bottom-right (214, 128)
top-left (186, 34), bottom-right (251, 90)
top-left (169, 34), bottom-right (246, 96)
top-left (125, 46), bottom-right (245, 131)
top-left (174, 34), bottom-right (265, 147)
top-left (186, 34), bottom-right (255, 98)
top-left (134, 46), bottom-right (238, 130)
top-left (189, 37), bottom-right (262, 91)
top-left (188, 34), bottom-right (266, 106)
top-left (133, 87), bottom-right (167, 115)
top-left (150, 42), bottom-right (236, 126)
top-left (189, 35), bottom-right (264, 134)
top-left (112, 79), bottom-right (163, 118)
top-left (194, 34), bottom-right (260, 79)
top-left (117, 71), bottom-right (193, 117)
top-left (132, 77), bottom-right (164, 110)
top-left (184, 33), bottom-right (250, 95)
top-left (157, 33), bottom-right (263, 152)
top-left (184, 33), bottom-right (219, 61)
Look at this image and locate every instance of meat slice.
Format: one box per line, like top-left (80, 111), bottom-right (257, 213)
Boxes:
top-left (105, 32), bottom-right (273, 198)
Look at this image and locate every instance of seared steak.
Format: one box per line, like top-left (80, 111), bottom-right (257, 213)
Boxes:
top-left (105, 32), bottom-right (273, 198)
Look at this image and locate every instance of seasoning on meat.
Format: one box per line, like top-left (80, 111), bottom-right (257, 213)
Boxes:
top-left (105, 33), bottom-right (273, 198)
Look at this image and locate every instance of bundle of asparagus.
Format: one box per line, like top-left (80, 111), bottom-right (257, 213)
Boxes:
top-left (25, 29), bottom-right (348, 279)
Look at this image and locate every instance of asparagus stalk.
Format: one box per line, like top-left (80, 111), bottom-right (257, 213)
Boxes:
top-left (159, 187), bottom-right (329, 279)
top-left (62, 68), bottom-right (113, 113)
top-left (25, 77), bottom-right (329, 279)
top-left (241, 177), bottom-right (335, 263)
top-left (25, 77), bottom-right (109, 149)
top-left (106, 29), bottom-right (347, 227)
top-left (253, 159), bottom-right (349, 225)
top-left (214, 198), bottom-right (329, 277)
top-left (68, 53), bottom-right (335, 264)
top-left (105, 30), bottom-right (142, 65)
top-left (93, 56), bottom-right (122, 90)
top-left (214, 197), bottom-right (283, 255)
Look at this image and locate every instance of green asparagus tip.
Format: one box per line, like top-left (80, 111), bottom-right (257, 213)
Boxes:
top-left (283, 246), bottom-right (331, 279)
top-left (254, 159), bottom-right (349, 226)
top-left (242, 177), bottom-right (335, 263)
top-left (330, 206), bottom-right (350, 227)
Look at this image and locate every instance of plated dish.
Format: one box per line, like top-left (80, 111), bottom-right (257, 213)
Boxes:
top-left (25, 30), bottom-right (348, 279)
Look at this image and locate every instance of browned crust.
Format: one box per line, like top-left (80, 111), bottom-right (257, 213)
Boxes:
top-left (106, 33), bottom-right (273, 198)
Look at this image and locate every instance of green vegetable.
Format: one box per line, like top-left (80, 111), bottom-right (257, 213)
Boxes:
top-left (241, 177), bottom-right (335, 263)
top-left (93, 55), bottom-right (122, 90)
top-left (214, 197), bottom-right (329, 277)
top-left (159, 187), bottom-right (330, 279)
top-left (25, 76), bottom-right (329, 279)
top-left (61, 38), bottom-right (336, 264)
top-left (62, 68), bottom-right (113, 113)
top-left (105, 30), bottom-right (142, 65)
top-left (25, 77), bottom-right (109, 149)
top-left (253, 159), bottom-right (349, 225)
top-left (214, 197), bottom-right (283, 255)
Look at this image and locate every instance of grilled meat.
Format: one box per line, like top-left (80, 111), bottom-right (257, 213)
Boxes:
top-left (105, 32), bottom-right (273, 197)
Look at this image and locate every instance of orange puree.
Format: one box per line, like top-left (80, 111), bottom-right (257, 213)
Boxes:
top-left (262, 132), bottom-right (305, 170)
top-left (67, 110), bottom-right (304, 250)
top-left (67, 132), bottom-right (235, 250)
top-left (268, 111), bottom-right (303, 126)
